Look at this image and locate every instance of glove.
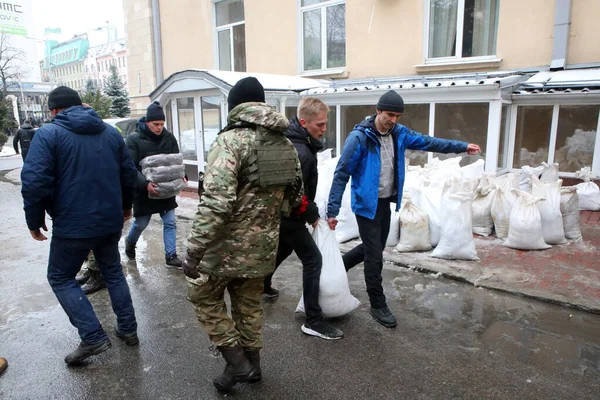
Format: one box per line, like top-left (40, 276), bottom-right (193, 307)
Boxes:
top-left (182, 254), bottom-right (201, 279)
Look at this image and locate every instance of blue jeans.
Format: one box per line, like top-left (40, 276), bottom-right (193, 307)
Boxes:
top-left (126, 209), bottom-right (177, 258)
top-left (47, 232), bottom-right (137, 344)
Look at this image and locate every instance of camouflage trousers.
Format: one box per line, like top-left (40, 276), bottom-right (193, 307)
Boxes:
top-left (186, 273), bottom-right (264, 349)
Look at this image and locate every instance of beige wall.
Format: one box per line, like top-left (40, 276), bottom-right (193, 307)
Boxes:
top-left (123, 0), bottom-right (156, 116)
top-left (159, 0), bottom-right (214, 76)
top-left (568, 0), bottom-right (600, 65)
top-left (496, 0), bottom-right (554, 70)
top-left (245, 0), bottom-right (297, 75)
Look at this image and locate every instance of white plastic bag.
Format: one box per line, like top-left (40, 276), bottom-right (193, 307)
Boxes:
top-left (412, 186), bottom-right (443, 247)
top-left (461, 159), bottom-right (485, 180)
top-left (395, 199), bottom-right (432, 252)
top-left (520, 165), bottom-right (544, 192)
top-left (540, 162), bottom-right (560, 182)
top-left (386, 205), bottom-right (401, 247)
top-left (504, 190), bottom-right (551, 250)
top-left (472, 184), bottom-right (496, 236)
top-left (431, 191), bottom-right (479, 261)
top-left (574, 167), bottom-right (600, 211)
top-left (560, 187), bottom-right (582, 241)
top-left (296, 220), bottom-right (360, 318)
top-left (531, 176), bottom-right (566, 245)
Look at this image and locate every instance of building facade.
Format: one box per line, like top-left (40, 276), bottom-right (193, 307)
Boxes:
top-left (84, 39), bottom-right (128, 89)
top-left (41, 35), bottom-right (89, 92)
top-left (123, 0), bottom-right (600, 186)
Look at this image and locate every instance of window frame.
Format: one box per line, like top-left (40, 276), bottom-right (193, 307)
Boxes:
top-left (298, 0), bottom-right (346, 76)
top-left (423, 0), bottom-right (500, 65)
top-left (213, 0), bottom-right (246, 72)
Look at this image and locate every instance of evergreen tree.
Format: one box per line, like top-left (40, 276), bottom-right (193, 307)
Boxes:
top-left (81, 79), bottom-right (112, 119)
top-left (104, 64), bottom-right (130, 117)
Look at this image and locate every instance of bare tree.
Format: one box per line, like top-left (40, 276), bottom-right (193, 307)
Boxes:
top-left (0, 31), bottom-right (27, 96)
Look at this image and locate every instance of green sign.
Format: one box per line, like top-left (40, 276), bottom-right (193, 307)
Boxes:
top-left (0, 26), bottom-right (26, 36)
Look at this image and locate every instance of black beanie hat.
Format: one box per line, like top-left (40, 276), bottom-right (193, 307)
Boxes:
top-left (146, 101), bottom-right (166, 122)
top-left (377, 90), bottom-right (405, 113)
top-left (48, 86), bottom-right (82, 110)
top-left (227, 77), bottom-right (265, 112)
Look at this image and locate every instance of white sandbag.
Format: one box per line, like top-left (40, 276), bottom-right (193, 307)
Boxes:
top-left (461, 159), bottom-right (485, 180)
top-left (296, 220), bottom-right (360, 318)
top-left (504, 190), bottom-right (551, 250)
top-left (140, 153), bottom-right (184, 169)
top-left (560, 187), bottom-right (582, 241)
top-left (386, 205), bottom-right (401, 247)
top-left (149, 178), bottom-right (187, 199)
top-left (431, 191), bottom-right (478, 260)
top-left (472, 184), bottom-right (496, 236)
top-left (396, 199), bottom-right (432, 252)
top-left (491, 188), bottom-right (512, 239)
top-left (412, 185), bottom-right (442, 247)
top-left (143, 165), bottom-right (185, 183)
top-left (520, 165), bottom-right (544, 192)
top-left (574, 167), bottom-right (600, 211)
top-left (540, 162), bottom-right (560, 182)
top-left (531, 175), bottom-right (566, 245)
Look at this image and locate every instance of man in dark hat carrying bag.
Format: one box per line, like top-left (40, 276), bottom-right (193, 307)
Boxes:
top-left (327, 90), bottom-right (481, 328)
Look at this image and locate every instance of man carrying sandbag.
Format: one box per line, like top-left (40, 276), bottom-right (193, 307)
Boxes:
top-left (182, 77), bottom-right (303, 392)
top-left (263, 97), bottom-right (343, 340)
top-left (327, 90), bottom-right (481, 328)
top-left (125, 101), bottom-right (186, 268)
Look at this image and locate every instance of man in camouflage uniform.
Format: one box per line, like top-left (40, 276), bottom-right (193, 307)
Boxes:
top-left (183, 77), bottom-right (303, 393)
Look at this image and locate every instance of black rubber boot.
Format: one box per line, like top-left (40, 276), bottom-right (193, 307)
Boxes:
top-left (125, 240), bottom-right (136, 259)
top-left (212, 345), bottom-right (258, 392)
top-left (64, 339), bottom-right (112, 365)
top-left (81, 269), bottom-right (106, 295)
top-left (244, 349), bottom-right (261, 383)
top-left (76, 269), bottom-right (91, 285)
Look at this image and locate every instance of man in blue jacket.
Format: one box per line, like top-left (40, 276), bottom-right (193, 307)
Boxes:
top-left (326, 90), bottom-right (480, 328)
top-left (21, 86), bottom-right (139, 365)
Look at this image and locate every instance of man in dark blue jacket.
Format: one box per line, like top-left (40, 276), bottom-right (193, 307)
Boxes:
top-left (21, 86), bottom-right (139, 365)
top-left (327, 90), bottom-right (481, 328)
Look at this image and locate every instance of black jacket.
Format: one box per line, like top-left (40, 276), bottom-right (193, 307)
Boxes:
top-left (285, 116), bottom-right (321, 224)
top-left (125, 118), bottom-right (180, 217)
top-left (14, 124), bottom-right (35, 158)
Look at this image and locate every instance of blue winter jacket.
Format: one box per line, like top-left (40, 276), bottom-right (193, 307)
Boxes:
top-left (327, 115), bottom-right (468, 220)
top-left (21, 106), bottom-right (137, 238)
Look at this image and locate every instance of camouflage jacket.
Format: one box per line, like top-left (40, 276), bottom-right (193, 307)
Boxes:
top-left (185, 102), bottom-right (303, 278)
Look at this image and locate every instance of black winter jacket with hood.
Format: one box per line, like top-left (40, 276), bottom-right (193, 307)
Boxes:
top-left (14, 123), bottom-right (35, 158)
top-left (125, 117), bottom-right (181, 217)
top-left (285, 116), bottom-right (321, 224)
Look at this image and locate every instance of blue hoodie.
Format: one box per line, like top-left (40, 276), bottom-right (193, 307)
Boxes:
top-left (21, 106), bottom-right (137, 238)
top-left (327, 115), bottom-right (468, 220)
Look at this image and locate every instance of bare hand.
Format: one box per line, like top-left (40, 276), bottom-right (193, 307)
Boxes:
top-left (327, 217), bottom-right (338, 230)
top-left (466, 144), bottom-right (481, 155)
top-left (311, 218), bottom-right (320, 228)
top-left (123, 209), bottom-right (133, 222)
top-left (147, 182), bottom-right (159, 195)
top-left (30, 222), bottom-right (48, 241)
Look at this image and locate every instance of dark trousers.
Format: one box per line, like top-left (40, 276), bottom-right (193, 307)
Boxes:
top-left (47, 232), bottom-right (137, 344)
top-left (264, 219), bottom-right (323, 324)
top-left (342, 198), bottom-right (392, 309)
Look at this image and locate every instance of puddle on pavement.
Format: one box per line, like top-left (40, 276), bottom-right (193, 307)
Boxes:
top-left (387, 268), bottom-right (600, 377)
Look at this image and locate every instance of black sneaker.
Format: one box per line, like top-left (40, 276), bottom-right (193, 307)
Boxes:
top-left (125, 241), bottom-right (136, 259)
top-left (114, 327), bottom-right (139, 346)
top-left (165, 255), bottom-right (183, 270)
top-left (370, 307), bottom-right (397, 328)
top-left (64, 339), bottom-right (112, 365)
top-left (263, 286), bottom-right (280, 298)
top-left (301, 320), bottom-right (343, 340)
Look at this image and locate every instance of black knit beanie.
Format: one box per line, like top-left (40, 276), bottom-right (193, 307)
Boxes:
top-left (227, 77), bottom-right (265, 112)
top-left (48, 86), bottom-right (82, 110)
top-left (376, 90), bottom-right (404, 113)
top-left (146, 101), bottom-right (166, 122)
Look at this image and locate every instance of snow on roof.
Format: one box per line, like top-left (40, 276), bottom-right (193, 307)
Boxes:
top-left (193, 69), bottom-right (328, 91)
top-left (521, 69), bottom-right (600, 88)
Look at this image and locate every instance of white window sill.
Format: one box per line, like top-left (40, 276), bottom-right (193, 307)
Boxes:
top-left (300, 67), bottom-right (347, 78)
top-left (415, 58), bottom-right (502, 73)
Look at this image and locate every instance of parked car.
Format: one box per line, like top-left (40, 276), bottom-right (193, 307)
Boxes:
top-left (103, 118), bottom-right (138, 139)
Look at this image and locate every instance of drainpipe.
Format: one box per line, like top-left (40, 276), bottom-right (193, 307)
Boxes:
top-left (550, 0), bottom-right (572, 70)
top-left (151, 0), bottom-right (164, 85)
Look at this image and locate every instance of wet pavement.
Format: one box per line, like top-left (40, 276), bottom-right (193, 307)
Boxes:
top-left (1, 170), bottom-right (599, 399)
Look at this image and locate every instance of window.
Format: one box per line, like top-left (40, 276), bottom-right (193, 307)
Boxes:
top-left (402, 104), bottom-right (431, 166)
top-left (554, 105), bottom-right (600, 173)
top-left (513, 106), bottom-right (553, 169)
top-left (427, 0), bottom-right (499, 61)
top-left (301, 0), bottom-right (346, 73)
top-left (201, 96), bottom-right (222, 160)
top-left (340, 105), bottom-right (373, 145)
top-left (177, 97), bottom-right (197, 161)
top-left (215, 0), bottom-right (246, 72)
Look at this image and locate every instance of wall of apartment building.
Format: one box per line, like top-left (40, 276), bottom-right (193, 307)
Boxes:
top-left (568, 0), bottom-right (600, 66)
top-left (123, 0), bottom-right (157, 116)
top-left (54, 62), bottom-right (86, 91)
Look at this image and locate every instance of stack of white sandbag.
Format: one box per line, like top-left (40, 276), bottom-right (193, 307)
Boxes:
top-left (574, 167), bottom-right (600, 211)
top-left (560, 187), bottom-right (582, 241)
top-left (141, 153), bottom-right (186, 199)
top-left (491, 173), bottom-right (519, 239)
top-left (504, 190), bottom-right (551, 251)
top-left (386, 205), bottom-right (401, 247)
top-left (531, 175), bottom-right (566, 245)
top-left (395, 198), bottom-right (432, 252)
